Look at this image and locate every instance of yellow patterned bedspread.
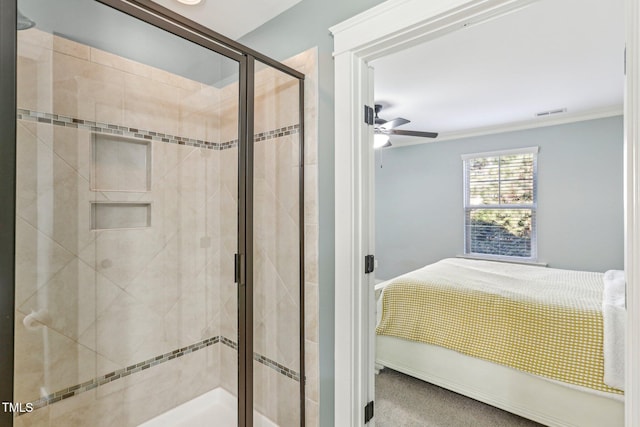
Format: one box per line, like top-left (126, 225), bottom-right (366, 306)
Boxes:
top-left (376, 258), bottom-right (623, 395)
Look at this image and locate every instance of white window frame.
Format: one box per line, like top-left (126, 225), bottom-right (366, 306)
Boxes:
top-left (462, 146), bottom-right (539, 261)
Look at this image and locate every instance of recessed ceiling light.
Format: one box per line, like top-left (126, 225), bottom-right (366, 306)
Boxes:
top-left (176, 0), bottom-right (202, 5)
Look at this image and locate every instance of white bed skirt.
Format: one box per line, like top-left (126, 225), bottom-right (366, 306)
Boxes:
top-left (376, 335), bottom-right (624, 427)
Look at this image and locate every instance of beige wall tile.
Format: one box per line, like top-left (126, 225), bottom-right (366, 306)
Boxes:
top-left (304, 163), bottom-right (319, 226)
top-left (306, 398), bottom-right (319, 427)
top-left (305, 224), bottom-right (319, 285)
top-left (90, 48), bottom-right (152, 79)
top-left (219, 278), bottom-right (238, 341)
top-left (123, 73), bottom-right (179, 136)
top-left (304, 117), bottom-right (318, 166)
top-left (305, 282), bottom-right (319, 343)
top-left (14, 218), bottom-right (75, 308)
top-left (15, 124), bottom-right (97, 259)
top-left (275, 137), bottom-right (301, 220)
top-left (171, 148), bottom-right (209, 212)
top-left (17, 33), bottom-right (54, 113)
top-left (217, 88), bottom-right (240, 143)
top-left (305, 340), bottom-right (319, 404)
top-left (45, 150), bottom-right (95, 256)
top-left (12, 405), bottom-right (50, 427)
top-left (20, 343), bottom-right (222, 427)
top-left (254, 140), bottom-right (277, 190)
top-left (18, 28), bottom-right (53, 49)
top-left (125, 247), bottom-right (188, 317)
top-left (253, 360), bottom-right (301, 426)
top-left (178, 84), bottom-right (221, 142)
top-left (164, 272), bottom-right (220, 347)
top-left (254, 303), bottom-right (300, 373)
top-left (117, 348), bottom-right (218, 425)
top-left (150, 67), bottom-right (200, 92)
top-left (273, 363), bottom-right (302, 426)
top-left (155, 142), bottom-right (197, 182)
top-left (298, 47), bottom-right (320, 412)
top-left (174, 345), bottom-right (220, 401)
top-left (15, 122), bottom-right (53, 230)
top-left (14, 312), bottom-right (98, 403)
top-left (79, 227), bottom-right (164, 287)
top-left (53, 52), bottom-right (126, 125)
top-left (52, 126), bottom-right (92, 182)
top-left (49, 390), bottom-right (100, 427)
top-left (220, 344), bottom-right (238, 395)
top-left (53, 35), bottom-right (90, 61)
top-left (253, 361), bottom-right (270, 417)
top-left (93, 291), bottom-right (172, 367)
top-left (18, 259), bottom-right (119, 345)
top-left (253, 249), bottom-right (290, 324)
top-left (117, 359), bottom-right (181, 426)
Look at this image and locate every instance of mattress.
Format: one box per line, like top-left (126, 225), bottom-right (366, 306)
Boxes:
top-left (376, 258), bottom-right (623, 395)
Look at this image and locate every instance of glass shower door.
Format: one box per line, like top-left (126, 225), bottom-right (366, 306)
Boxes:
top-left (14, 0), bottom-right (241, 425)
top-left (251, 59), bottom-right (304, 426)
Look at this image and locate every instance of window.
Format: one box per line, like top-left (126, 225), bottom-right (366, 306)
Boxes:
top-left (462, 147), bottom-right (538, 260)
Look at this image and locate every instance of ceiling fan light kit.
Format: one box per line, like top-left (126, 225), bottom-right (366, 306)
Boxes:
top-left (373, 104), bottom-right (438, 149)
top-left (374, 133), bottom-right (391, 149)
top-left (176, 0), bottom-right (203, 5)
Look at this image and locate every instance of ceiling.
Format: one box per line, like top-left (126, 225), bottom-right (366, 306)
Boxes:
top-left (371, 0), bottom-right (625, 146)
top-left (151, 0), bottom-right (302, 40)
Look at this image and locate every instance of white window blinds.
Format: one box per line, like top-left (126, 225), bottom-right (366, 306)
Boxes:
top-left (462, 147), bottom-right (538, 260)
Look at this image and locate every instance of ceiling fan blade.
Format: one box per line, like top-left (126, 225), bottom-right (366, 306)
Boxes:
top-left (387, 129), bottom-right (438, 138)
top-left (380, 117), bottom-right (410, 130)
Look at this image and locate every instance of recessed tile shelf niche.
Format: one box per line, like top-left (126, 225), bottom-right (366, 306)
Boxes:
top-left (90, 133), bottom-right (152, 230)
top-left (91, 133), bottom-right (151, 192)
top-left (91, 202), bottom-right (151, 230)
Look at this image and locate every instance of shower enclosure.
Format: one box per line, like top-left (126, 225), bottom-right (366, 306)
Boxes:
top-left (4, 0), bottom-right (305, 425)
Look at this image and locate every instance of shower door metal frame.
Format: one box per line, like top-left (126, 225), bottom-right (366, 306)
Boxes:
top-left (1, 1), bottom-right (18, 426)
top-left (3, 1), bottom-right (306, 426)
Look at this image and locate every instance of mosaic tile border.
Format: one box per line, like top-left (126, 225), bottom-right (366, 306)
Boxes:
top-left (255, 354), bottom-right (300, 381)
top-left (255, 125), bottom-right (299, 142)
top-left (21, 335), bottom-right (300, 414)
top-left (17, 109), bottom-right (300, 150)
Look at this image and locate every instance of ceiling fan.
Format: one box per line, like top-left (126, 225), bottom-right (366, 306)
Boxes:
top-left (374, 104), bottom-right (438, 148)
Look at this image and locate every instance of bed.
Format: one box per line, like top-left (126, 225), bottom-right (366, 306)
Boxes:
top-left (375, 258), bottom-right (625, 427)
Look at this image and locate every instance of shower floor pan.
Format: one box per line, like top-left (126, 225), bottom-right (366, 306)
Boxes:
top-left (138, 387), bottom-right (278, 427)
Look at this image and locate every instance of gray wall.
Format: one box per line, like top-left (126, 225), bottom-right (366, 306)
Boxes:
top-left (375, 116), bottom-right (624, 280)
top-left (20, 0), bottom-right (236, 86)
top-left (238, 2), bottom-right (385, 425)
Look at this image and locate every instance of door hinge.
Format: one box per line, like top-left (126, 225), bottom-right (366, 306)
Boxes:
top-left (234, 253), bottom-right (242, 284)
top-left (364, 105), bottom-right (374, 125)
top-left (364, 400), bottom-right (374, 423)
top-left (365, 255), bottom-right (375, 274)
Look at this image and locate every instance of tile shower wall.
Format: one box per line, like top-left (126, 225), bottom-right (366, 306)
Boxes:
top-left (283, 49), bottom-right (320, 427)
top-left (15, 29), bottom-right (226, 426)
top-left (213, 48), bottom-right (320, 426)
top-left (14, 28), bottom-right (320, 427)
top-left (252, 62), bottom-right (302, 425)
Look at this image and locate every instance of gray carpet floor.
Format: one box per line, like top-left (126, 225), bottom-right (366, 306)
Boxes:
top-left (375, 368), bottom-right (545, 427)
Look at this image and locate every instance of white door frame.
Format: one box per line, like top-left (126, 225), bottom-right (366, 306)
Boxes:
top-left (330, 0), bottom-right (640, 425)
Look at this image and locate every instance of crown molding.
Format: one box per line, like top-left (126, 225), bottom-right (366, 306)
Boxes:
top-left (389, 105), bottom-right (623, 148)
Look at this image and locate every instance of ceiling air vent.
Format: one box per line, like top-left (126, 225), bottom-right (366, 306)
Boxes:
top-left (535, 108), bottom-right (567, 117)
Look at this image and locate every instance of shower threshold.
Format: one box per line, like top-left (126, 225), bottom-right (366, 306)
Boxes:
top-left (138, 387), bottom-right (278, 427)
